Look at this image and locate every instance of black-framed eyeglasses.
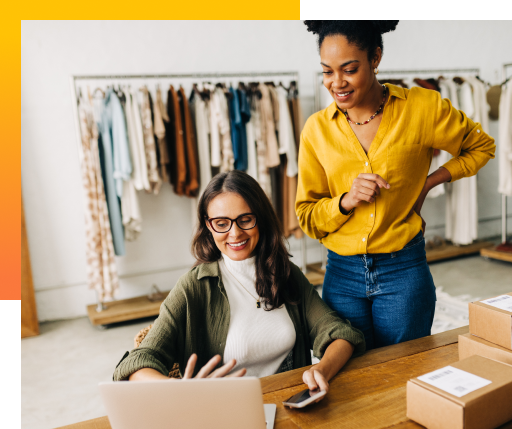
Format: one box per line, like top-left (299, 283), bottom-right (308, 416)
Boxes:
top-left (206, 213), bottom-right (258, 233)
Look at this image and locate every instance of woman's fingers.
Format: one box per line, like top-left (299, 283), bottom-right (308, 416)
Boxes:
top-left (358, 173), bottom-right (390, 189)
top-left (313, 370), bottom-right (329, 393)
top-left (208, 359), bottom-right (237, 378)
top-left (226, 368), bottom-right (247, 378)
top-left (195, 354), bottom-right (222, 378)
top-left (303, 369), bottom-right (318, 391)
top-left (183, 353), bottom-right (197, 379)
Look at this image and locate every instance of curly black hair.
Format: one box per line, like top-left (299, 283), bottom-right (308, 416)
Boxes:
top-left (304, 20), bottom-right (399, 60)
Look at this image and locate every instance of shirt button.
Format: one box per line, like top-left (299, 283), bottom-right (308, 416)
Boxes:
top-left (365, 162), bottom-right (369, 166)
top-left (362, 238), bottom-right (366, 242)
top-left (477, 130), bottom-right (481, 133)
top-left (370, 214), bottom-right (374, 217)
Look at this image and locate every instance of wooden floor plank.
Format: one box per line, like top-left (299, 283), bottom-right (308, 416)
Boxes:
top-left (260, 326), bottom-right (469, 395)
top-left (481, 247), bottom-right (512, 263)
top-left (86, 293), bottom-right (169, 326)
top-left (426, 241), bottom-right (493, 263)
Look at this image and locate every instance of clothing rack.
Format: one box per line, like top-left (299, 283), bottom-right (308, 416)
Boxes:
top-left (481, 62), bottom-right (512, 264)
top-left (70, 71), bottom-right (310, 326)
top-left (310, 67), bottom-right (494, 272)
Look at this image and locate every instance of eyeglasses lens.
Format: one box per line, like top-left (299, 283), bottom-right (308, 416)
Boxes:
top-left (212, 215), bottom-right (256, 233)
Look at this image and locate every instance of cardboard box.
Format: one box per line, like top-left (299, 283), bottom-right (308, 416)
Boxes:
top-left (468, 292), bottom-right (512, 350)
top-left (407, 355), bottom-right (512, 429)
top-left (459, 333), bottom-right (512, 365)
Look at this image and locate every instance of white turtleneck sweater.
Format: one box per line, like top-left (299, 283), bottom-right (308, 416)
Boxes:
top-left (219, 254), bottom-right (296, 377)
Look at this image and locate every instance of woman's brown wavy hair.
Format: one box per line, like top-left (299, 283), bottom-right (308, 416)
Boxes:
top-left (191, 170), bottom-right (299, 310)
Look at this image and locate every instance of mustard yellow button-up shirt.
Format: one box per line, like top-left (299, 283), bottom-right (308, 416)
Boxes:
top-left (296, 84), bottom-right (496, 256)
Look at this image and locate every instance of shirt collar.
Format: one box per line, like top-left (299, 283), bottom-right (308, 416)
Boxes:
top-left (328, 83), bottom-right (406, 120)
top-left (196, 260), bottom-right (221, 280)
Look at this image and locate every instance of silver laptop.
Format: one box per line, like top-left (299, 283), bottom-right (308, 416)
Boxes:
top-left (99, 377), bottom-right (276, 429)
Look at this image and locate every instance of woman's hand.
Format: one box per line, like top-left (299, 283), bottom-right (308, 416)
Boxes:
top-left (183, 354), bottom-right (247, 379)
top-left (340, 174), bottom-right (390, 214)
top-left (405, 182), bottom-right (428, 235)
top-left (129, 354), bottom-right (246, 381)
top-left (404, 167), bottom-right (452, 235)
top-left (302, 367), bottom-right (329, 402)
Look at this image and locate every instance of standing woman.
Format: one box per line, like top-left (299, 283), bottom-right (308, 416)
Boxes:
top-left (296, 21), bottom-right (495, 350)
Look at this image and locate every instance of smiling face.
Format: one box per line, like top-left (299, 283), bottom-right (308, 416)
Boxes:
top-left (206, 192), bottom-right (260, 261)
top-left (320, 34), bottom-right (381, 110)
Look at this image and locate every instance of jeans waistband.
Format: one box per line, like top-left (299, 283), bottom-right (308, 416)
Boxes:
top-left (328, 231), bottom-right (424, 262)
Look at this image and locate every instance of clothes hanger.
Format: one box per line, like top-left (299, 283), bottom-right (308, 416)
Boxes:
top-left (93, 87), bottom-right (105, 98)
top-left (453, 76), bottom-right (465, 85)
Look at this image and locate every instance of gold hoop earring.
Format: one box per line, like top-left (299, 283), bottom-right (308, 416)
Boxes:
top-left (374, 67), bottom-right (379, 75)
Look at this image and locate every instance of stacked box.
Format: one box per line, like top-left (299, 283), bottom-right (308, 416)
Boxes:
top-left (407, 355), bottom-right (512, 429)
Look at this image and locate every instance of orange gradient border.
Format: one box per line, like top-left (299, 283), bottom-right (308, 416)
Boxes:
top-left (2, 16), bottom-right (21, 300)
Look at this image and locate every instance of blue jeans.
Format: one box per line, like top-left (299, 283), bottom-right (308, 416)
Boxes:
top-left (323, 232), bottom-right (436, 350)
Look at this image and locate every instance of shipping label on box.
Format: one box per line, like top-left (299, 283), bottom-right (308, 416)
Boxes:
top-left (407, 355), bottom-right (512, 429)
top-left (459, 333), bottom-right (512, 365)
top-left (468, 292), bottom-right (512, 350)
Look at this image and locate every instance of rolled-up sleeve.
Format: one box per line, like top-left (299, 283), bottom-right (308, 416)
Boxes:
top-left (296, 131), bottom-right (353, 239)
top-left (299, 272), bottom-right (365, 359)
top-left (113, 286), bottom-right (186, 381)
top-left (431, 94), bottom-right (495, 182)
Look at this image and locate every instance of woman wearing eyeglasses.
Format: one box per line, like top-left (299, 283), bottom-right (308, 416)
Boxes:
top-left (113, 170), bottom-right (365, 398)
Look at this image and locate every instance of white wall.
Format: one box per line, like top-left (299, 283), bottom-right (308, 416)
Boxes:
top-left (21, 20), bottom-right (512, 322)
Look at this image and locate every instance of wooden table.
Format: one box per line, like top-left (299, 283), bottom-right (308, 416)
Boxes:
top-left (58, 326), bottom-right (512, 429)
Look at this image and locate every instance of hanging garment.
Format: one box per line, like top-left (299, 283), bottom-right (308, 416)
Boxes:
top-left (498, 82), bottom-right (512, 196)
top-left (190, 88), bottom-right (212, 198)
top-left (244, 89), bottom-right (258, 181)
top-left (103, 89), bottom-right (132, 199)
top-left (104, 88), bottom-right (141, 241)
top-left (78, 95), bottom-right (119, 300)
top-left (210, 86), bottom-right (234, 172)
top-left (258, 83), bottom-right (280, 169)
top-left (238, 87), bottom-right (251, 171)
top-left (95, 92), bottom-right (126, 256)
top-left (205, 84), bottom-right (221, 169)
top-left (228, 87), bottom-right (245, 171)
top-left (167, 85), bottom-right (187, 194)
top-left (251, 93), bottom-right (271, 197)
top-left (125, 87), bottom-right (150, 192)
top-left (267, 85), bottom-right (280, 135)
top-left (153, 88), bottom-right (171, 183)
top-left (466, 76), bottom-right (490, 133)
top-left (140, 87), bottom-right (162, 194)
top-left (121, 179), bottom-right (142, 241)
top-left (289, 89), bottom-right (305, 154)
top-left (245, 111), bottom-right (259, 181)
top-left (179, 86), bottom-right (200, 197)
top-left (445, 79), bottom-right (478, 245)
top-left (275, 86), bottom-right (302, 238)
top-left (276, 86), bottom-right (298, 177)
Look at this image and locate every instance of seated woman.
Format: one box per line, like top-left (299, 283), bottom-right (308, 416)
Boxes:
top-left (113, 170), bottom-right (365, 394)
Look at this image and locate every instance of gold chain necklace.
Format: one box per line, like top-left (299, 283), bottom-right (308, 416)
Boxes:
top-left (222, 260), bottom-right (261, 308)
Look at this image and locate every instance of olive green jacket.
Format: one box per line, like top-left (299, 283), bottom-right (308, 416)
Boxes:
top-left (113, 261), bottom-right (365, 381)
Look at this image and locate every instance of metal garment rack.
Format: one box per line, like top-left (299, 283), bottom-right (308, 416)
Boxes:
top-left (69, 71), bottom-right (303, 315)
top-left (313, 67), bottom-right (486, 269)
